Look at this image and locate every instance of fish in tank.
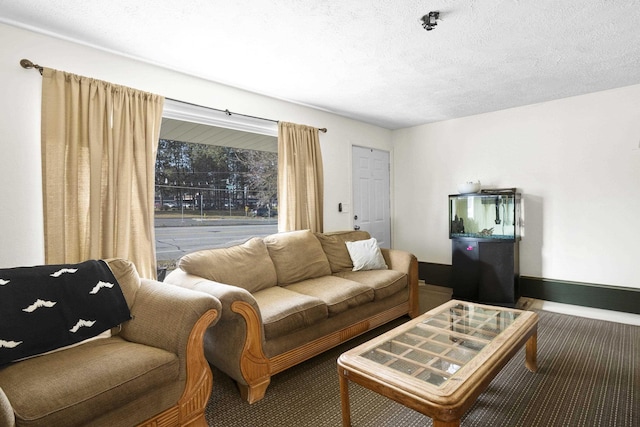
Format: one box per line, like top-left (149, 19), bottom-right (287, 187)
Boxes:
top-left (449, 189), bottom-right (521, 241)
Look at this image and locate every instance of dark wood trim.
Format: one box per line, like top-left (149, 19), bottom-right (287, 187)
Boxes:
top-left (418, 262), bottom-right (452, 288)
top-left (419, 261), bottom-right (640, 315)
top-left (519, 276), bottom-right (640, 315)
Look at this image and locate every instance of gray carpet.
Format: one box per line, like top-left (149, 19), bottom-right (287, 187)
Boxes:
top-left (204, 310), bottom-right (639, 426)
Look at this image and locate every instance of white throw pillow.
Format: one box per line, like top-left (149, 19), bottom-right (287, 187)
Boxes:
top-left (345, 238), bottom-right (388, 271)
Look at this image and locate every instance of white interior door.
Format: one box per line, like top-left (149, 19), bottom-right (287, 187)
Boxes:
top-left (352, 146), bottom-right (391, 248)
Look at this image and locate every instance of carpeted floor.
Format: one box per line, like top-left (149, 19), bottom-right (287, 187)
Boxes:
top-left (204, 310), bottom-right (639, 426)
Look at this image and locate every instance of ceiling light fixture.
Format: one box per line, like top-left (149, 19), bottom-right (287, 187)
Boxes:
top-left (421, 11), bottom-right (440, 31)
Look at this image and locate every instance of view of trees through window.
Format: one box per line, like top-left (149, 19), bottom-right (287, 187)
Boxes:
top-left (154, 138), bottom-right (278, 273)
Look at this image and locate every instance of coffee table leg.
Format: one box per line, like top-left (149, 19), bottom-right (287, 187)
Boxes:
top-left (338, 367), bottom-right (351, 427)
top-left (525, 331), bottom-right (538, 372)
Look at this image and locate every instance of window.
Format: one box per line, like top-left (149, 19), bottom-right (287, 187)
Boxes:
top-left (155, 100), bottom-right (278, 272)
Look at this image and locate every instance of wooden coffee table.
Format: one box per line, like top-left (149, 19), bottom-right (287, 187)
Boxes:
top-left (337, 300), bottom-right (538, 426)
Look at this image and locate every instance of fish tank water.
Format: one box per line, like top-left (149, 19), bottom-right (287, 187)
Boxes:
top-left (449, 188), bottom-right (521, 241)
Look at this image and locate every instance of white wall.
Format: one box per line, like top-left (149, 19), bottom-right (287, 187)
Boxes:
top-left (5, 22), bottom-right (640, 292)
top-left (393, 85), bottom-right (640, 289)
top-left (0, 23), bottom-right (392, 268)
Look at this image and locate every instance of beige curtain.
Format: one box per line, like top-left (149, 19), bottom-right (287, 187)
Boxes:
top-left (41, 68), bottom-right (164, 278)
top-left (277, 122), bottom-right (324, 233)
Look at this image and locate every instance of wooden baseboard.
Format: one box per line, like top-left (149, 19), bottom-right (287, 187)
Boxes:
top-left (519, 277), bottom-right (640, 315)
top-left (419, 261), bottom-right (640, 315)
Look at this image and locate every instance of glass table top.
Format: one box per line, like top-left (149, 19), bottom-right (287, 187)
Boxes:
top-left (359, 301), bottom-right (521, 387)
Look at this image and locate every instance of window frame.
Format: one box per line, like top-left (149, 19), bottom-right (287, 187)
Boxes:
top-left (162, 99), bottom-right (278, 138)
top-left (155, 100), bottom-right (279, 274)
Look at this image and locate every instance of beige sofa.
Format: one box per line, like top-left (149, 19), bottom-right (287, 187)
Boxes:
top-left (165, 229), bottom-right (419, 403)
top-left (0, 258), bottom-right (222, 427)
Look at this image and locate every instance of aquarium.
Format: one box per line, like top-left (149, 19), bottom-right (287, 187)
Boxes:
top-left (449, 189), bottom-right (521, 241)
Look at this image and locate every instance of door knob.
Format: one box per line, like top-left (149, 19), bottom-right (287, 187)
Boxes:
top-left (354, 225), bottom-right (360, 230)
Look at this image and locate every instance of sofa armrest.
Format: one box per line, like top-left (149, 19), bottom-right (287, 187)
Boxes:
top-left (381, 248), bottom-right (410, 272)
top-left (164, 269), bottom-right (270, 400)
top-left (120, 278), bottom-right (222, 353)
top-left (0, 387), bottom-right (15, 427)
top-left (118, 279), bottom-right (221, 425)
top-left (165, 269), bottom-right (262, 325)
top-left (119, 279), bottom-right (221, 372)
top-left (381, 248), bottom-right (420, 318)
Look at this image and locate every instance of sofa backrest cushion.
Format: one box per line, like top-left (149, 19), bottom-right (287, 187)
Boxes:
top-left (105, 258), bottom-right (140, 310)
top-left (264, 230), bottom-right (331, 285)
top-left (315, 230), bottom-right (371, 273)
top-left (0, 260), bottom-right (131, 366)
top-left (178, 237), bottom-right (277, 293)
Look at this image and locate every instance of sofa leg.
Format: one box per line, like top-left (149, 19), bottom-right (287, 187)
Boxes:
top-left (238, 377), bottom-right (271, 404)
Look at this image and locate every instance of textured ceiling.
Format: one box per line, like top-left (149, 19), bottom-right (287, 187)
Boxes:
top-left (2, 0), bottom-right (640, 129)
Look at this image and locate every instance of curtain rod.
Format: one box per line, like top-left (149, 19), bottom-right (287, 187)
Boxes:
top-left (19, 58), bottom-right (327, 133)
top-left (166, 97), bottom-right (327, 134)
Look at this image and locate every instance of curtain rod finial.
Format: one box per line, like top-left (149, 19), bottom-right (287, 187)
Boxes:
top-left (20, 59), bottom-right (43, 75)
top-left (20, 59), bottom-right (35, 68)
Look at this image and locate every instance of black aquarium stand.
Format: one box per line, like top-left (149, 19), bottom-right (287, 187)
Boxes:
top-left (451, 239), bottom-right (520, 306)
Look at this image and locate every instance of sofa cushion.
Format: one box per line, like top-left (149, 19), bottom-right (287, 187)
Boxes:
top-left (263, 230), bottom-right (331, 285)
top-left (333, 269), bottom-right (407, 300)
top-left (315, 231), bottom-right (371, 273)
top-left (253, 286), bottom-right (328, 340)
top-left (314, 233), bottom-right (353, 273)
top-left (284, 276), bottom-right (374, 317)
top-left (0, 336), bottom-right (179, 427)
top-left (0, 260), bottom-right (131, 366)
top-left (178, 237), bottom-right (277, 293)
top-left (345, 238), bottom-right (388, 271)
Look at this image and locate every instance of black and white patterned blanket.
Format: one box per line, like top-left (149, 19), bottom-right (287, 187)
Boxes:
top-left (0, 260), bottom-right (131, 365)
